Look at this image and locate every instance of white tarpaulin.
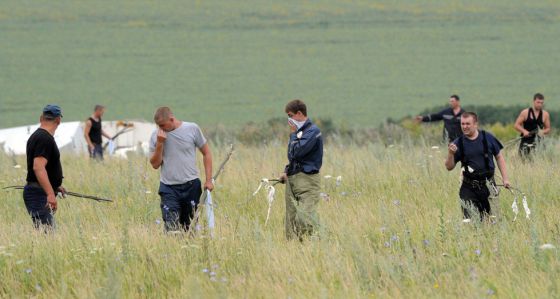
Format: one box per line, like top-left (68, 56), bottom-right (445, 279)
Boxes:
top-left (0, 120), bottom-right (156, 158)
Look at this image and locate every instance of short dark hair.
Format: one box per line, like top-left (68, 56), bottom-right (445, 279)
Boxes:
top-left (450, 94), bottom-right (460, 101)
top-left (285, 99), bottom-right (307, 116)
top-left (461, 111), bottom-right (478, 123)
top-left (41, 114), bottom-right (59, 121)
top-left (94, 105), bottom-right (105, 111)
top-left (534, 93), bottom-right (544, 101)
top-left (154, 107), bottom-right (173, 122)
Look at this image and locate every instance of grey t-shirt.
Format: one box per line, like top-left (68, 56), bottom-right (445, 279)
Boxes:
top-left (149, 122), bottom-right (207, 185)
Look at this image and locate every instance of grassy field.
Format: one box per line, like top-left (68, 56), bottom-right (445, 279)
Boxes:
top-left (2, 0), bottom-right (560, 128)
top-left (1, 141), bottom-right (559, 298)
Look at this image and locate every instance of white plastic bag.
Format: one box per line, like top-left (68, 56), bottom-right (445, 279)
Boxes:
top-left (205, 190), bottom-right (215, 232)
top-left (107, 140), bottom-right (116, 155)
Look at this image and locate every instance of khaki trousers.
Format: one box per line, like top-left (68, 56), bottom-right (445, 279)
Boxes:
top-left (285, 172), bottom-right (321, 240)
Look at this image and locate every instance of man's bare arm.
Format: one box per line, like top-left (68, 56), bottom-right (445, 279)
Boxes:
top-left (495, 153), bottom-right (510, 188)
top-left (199, 143), bottom-right (214, 191)
top-left (102, 130), bottom-right (113, 140)
top-left (33, 157), bottom-right (57, 211)
top-left (445, 143), bottom-right (458, 171)
top-left (542, 111), bottom-right (551, 135)
top-left (514, 109), bottom-right (530, 136)
top-left (149, 130), bottom-right (167, 169)
top-left (84, 120), bottom-right (95, 151)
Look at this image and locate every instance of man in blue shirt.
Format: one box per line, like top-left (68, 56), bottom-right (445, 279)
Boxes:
top-left (279, 99), bottom-right (323, 240)
top-left (445, 112), bottom-right (511, 221)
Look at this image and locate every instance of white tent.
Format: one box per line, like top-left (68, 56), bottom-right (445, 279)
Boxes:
top-left (0, 120), bottom-right (156, 158)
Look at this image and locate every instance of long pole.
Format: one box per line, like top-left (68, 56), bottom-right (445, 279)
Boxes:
top-left (3, 186), bottom-right (113, 202)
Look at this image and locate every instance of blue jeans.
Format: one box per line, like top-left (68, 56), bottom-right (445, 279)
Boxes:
top-left (90, 143), bottom-right (103, 160)
top-left (158, 179), bottom-right (202, 232)
top-left (23, 185), bottom-right (55, 230)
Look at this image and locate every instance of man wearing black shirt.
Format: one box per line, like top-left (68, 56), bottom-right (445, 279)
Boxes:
top-left (514, 93), bottom-right (551, 159)
top-left (84, 105), bottom-right (112, 160)
top-left (24, 104), bottom-right (66, 229)
top-left (416, 95), bottom-right (465, 143)
top-left (445, 112), bottom-right (510, 222)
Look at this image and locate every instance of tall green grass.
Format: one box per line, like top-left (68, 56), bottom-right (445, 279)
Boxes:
top-left (1, 140), bottom-right (559, 298)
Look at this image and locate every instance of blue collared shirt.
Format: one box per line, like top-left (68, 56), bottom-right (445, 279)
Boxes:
top-left (285, 119), bottom-right (323, 175)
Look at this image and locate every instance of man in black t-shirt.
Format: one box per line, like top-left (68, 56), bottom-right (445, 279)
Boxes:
top-left (514, 93), bottom-right (551, 159)
top-left (24, 104), bottom-right (66, 229)
top-left (445, 112), bottom-right (511, 222)
top-left (84, 105), bottom-right (112, 160)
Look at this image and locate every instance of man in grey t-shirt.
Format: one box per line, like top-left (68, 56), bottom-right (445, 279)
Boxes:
top-left (149, 107), bottom-right (213, 232)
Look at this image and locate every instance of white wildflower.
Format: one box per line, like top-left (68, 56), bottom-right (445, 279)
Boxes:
top-left (540, 244), bottom-right (556, 250)
top-left (522, 195), bottom-right (531, 219)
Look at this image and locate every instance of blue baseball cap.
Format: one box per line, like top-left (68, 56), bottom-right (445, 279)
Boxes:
top-left (42, 104), bottom-right (63, 119)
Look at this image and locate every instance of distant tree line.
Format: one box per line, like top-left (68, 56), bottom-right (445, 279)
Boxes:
top-left (205, 105), bottom-right (558, 146)
top-left (412, 105), bottom-right (560, 128)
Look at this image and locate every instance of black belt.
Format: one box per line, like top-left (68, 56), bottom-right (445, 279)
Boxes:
top-left (287, 162), bottom-right (318, 176)
top-left (462, 176), bottom-right (493, 189)
top-left (26, 182), bottom-right (42, 188)
top-left (287, 170), bottom-right (319, 177)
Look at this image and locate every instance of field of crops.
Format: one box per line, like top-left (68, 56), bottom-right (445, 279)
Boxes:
top-left (2, 1), bottom-right (560, 297)
top-left (1, 142), bottom-right (559, 298)
top-left (2, 0), bottom-right (560, 128)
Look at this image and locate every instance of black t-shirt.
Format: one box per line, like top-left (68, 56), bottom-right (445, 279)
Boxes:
top-left (422, 107), bottom-right (464, 142)
top-left (88, 117), bottom-right (102, 145)
top-left (452, 131), bottom-right (503, 173)
top-left (26, 128), bottom-right (63, 191)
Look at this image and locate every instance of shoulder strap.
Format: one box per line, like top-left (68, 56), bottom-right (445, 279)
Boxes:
top-left (537, 109), bottom-right (544, 128)
top-left (457, 135), bottom-right (466, 169)
top-left (528, 108), bottom-right (535, 121)
top-left (481, 130), bottom-right (491, 171)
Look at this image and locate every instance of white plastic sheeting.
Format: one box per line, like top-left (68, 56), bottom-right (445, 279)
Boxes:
top-left (0, 120), bottom-right (156, 158)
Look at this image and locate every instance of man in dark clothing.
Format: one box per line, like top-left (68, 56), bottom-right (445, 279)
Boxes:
top-left (279, 99), bottom-right (323, 240)
top-left (514, 93), bottom-right (551, 159)
top-left (84, 105), bottom-right (112, 160)
top-left (445, 112), bottom-right (510, 221)
top-left (416, 95), bottom-right (465, 143)
top-left (24, 104), bottom-right (66, 230)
